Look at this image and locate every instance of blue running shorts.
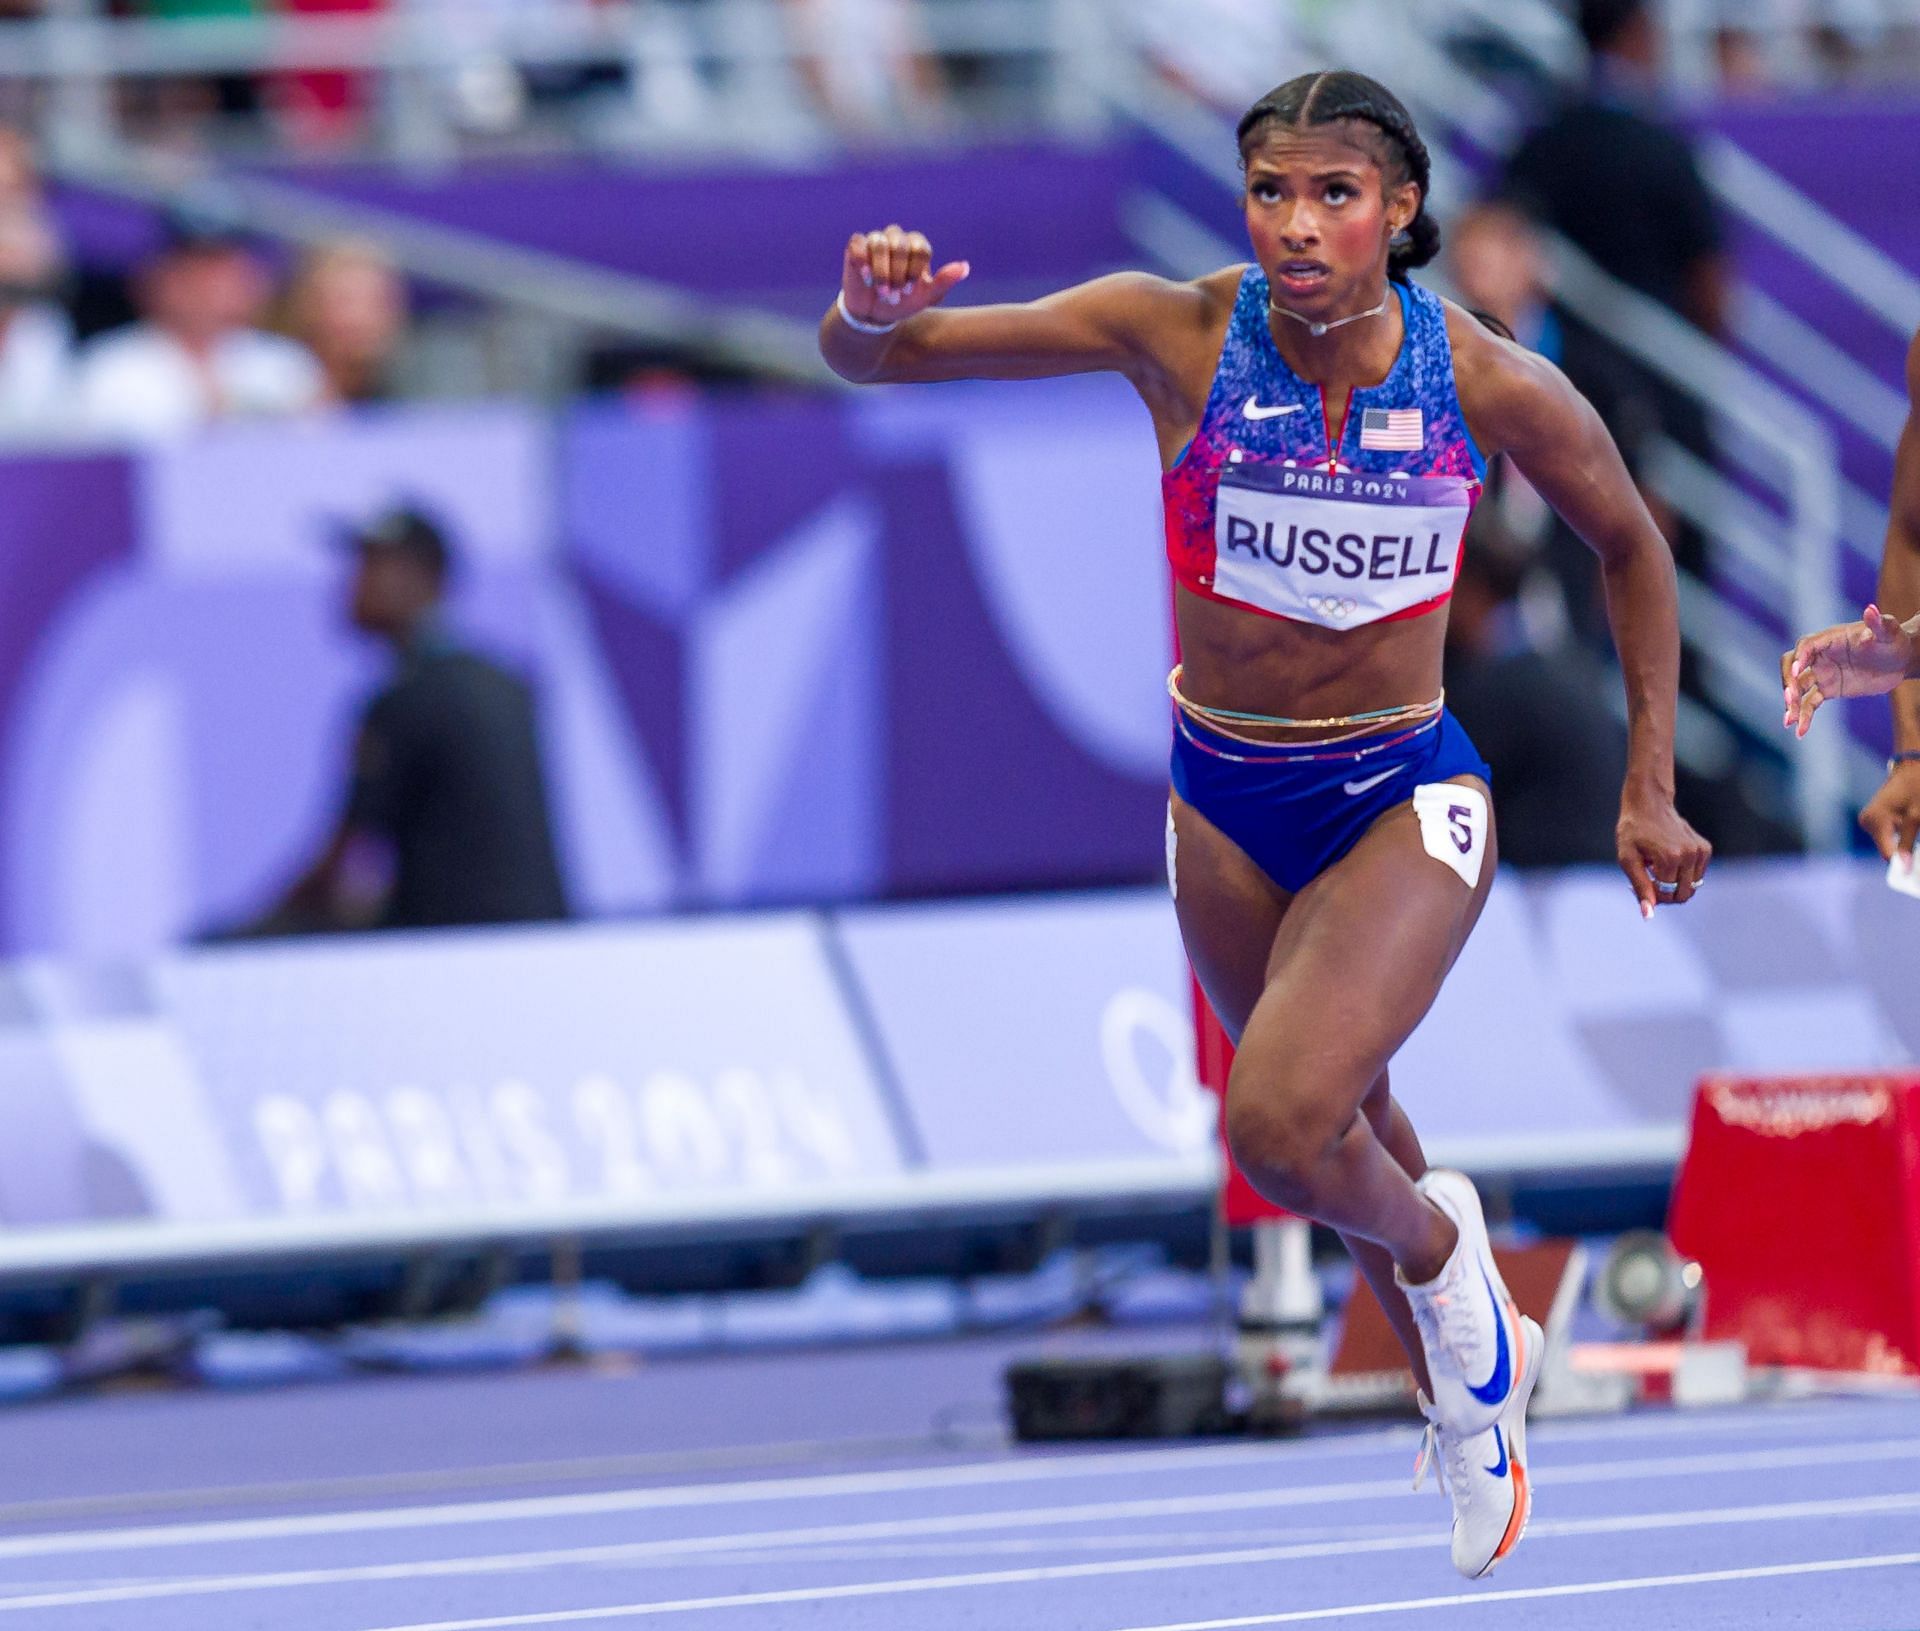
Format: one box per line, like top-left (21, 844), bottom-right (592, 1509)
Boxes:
top-left (1170, 709), bottom-right (1493, 894)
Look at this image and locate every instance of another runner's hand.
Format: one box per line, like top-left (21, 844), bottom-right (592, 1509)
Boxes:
top-left (1861, 762), bottom-right (1920, 874)
top-left (1617, 787), bottom-right (1711, 918)
top-left (841, 226), bottom-right (969, 328)
top-left (1781, 604), bottom-right (1916, 738)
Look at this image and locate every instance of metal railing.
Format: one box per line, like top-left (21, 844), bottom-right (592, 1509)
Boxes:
top-left (1662, 0), bottom-right (1920, 89)
top-left (7, 0), bottom-right (1099, 392)
top-left (45, 152), bottom-right (838, 390)
top-left (5, 0), bottom-right (1099, 166)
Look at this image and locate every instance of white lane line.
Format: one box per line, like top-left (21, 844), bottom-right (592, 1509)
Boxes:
top-left (0, 1435), bottom-right (1915, 1602)
top-left (0, 1441), bottom-right (1332, 1564)
top-left (1108, 1550), bottom-right (1920, 1630)
top-left (0, 1400), bottom-right (1899, 1565)
top-left (0, 1430), bottom-right (1012, 1529)
top-left (348, 1518), bottom-right (1920, 1631)
top-left (10, 1488), bottom-right (1917, 1621)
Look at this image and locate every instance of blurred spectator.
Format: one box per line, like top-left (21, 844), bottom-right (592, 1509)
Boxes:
top-left (279, 238), bottom-right (409, 405)
top-left (1502, 1), bottom-right (1722, 686)
top-left (259, 506), bottom-right (569, 935)
top-left (781, 0), bottom-right (947, 134)
top-left (1443, 508), bottom-right (1628, 868)
top-left (272, 0), bottom-right (387, 151)
top-left (1447, 198), bottom-right (1558, 357)
top-left (0, 207), bottom-right (77, 440)
top-left (1128, 0), bottom-right (1302, 112)
top-left (132, 0), bottom-right (266, 150)
top-left (623, 0), bottom-right (713, 139)
top-left (1446, 197), bottom-right (1664, 651)
top-left (1504, 0), bottom-right (1729, 338)
top-left (0, 124), bottom-right (37, 217)
top-left (75, 221), bottom-right (324, 441)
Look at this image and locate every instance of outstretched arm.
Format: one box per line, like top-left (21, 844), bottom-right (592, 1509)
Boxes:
top-left (819, 224), bottom-right (1211, 395)
top-left (1451, 311), bottom-right (1711, 917)
top-left (1781, 332), bottom-right (1920, 864)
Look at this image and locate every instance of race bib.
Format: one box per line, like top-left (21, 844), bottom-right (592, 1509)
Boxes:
top-left (1413, 782), bottom-right (1489, 891)
top-left (1213, 464), bottom-right (1474, 628)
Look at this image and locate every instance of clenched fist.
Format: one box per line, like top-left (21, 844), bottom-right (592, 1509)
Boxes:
top-left (838, 225), bottom-right (969, 330)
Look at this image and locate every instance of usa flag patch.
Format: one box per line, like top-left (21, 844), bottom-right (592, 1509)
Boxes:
top-left (1360, 407), bottom-right (1423, 450)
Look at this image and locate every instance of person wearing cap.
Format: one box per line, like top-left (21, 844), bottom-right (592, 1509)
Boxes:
top-left (74, 216), bottom-right (324, 443)
top-left (262, 505), bottom-right (570, 935)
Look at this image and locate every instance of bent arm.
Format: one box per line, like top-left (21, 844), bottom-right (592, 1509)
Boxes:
top-left (1460, 328), bottom-right (1680, 797)
top-left (1454, 313), bottom-right (1709, 909)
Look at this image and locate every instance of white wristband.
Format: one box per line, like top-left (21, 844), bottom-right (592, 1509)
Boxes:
top-left (836, 290), bottom-right (898, 336)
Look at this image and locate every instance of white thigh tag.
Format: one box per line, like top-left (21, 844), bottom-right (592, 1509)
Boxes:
top-left (1413, 782), bottom-right (1489, 891)
top-left (1165, 801), bottom-right (1178, 899)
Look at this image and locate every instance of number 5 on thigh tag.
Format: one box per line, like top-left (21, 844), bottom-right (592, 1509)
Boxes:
top-left (1412, 782), bottom-right (1489, 890)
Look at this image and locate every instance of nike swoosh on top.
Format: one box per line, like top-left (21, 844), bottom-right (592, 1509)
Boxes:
top-left (1466, 1264), bottom-right (1513, 1408)
top-left (1342, 768), bottom-right (1400, 796)
top-left (1242, 398), bottom-right (1303, 420)
top-left (1484, 1425), bottom-right (1508, 1479)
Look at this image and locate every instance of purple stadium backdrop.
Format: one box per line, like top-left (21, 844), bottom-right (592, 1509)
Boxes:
top-left (0, 382), bottom-right (1174, 957)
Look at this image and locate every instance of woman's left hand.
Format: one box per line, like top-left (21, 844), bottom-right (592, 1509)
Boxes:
top-left (1616, 787), bottom-right (1712, 918)
top-left (1781, 604), bottom-right (1917, 738)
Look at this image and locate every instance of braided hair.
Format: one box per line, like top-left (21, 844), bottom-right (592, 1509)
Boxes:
top-left (1235, 70), bottom-right (1439, 284)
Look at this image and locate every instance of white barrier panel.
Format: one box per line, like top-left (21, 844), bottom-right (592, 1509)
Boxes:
top-left (0, 856), bottom-right (1910, 1277)
top-left (834, 892), bottom-right (1214, 1167)
top-left (0, 917), bottom-right (907, 1265)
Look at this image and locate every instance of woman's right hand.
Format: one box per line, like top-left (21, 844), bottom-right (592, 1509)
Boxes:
top-left (840, 225), bottom-right (970, 328)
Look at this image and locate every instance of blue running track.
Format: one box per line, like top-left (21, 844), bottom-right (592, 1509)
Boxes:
top-left (0, 1332), bottom-right (1914, 1630)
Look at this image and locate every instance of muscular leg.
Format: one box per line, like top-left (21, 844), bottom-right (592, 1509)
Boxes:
top-left (1221, 782), bottom-right (1495, 1275)
top-left (1343, 1069), bottom-right (1437, 1395)
top-left (1172, 783), bottom-right (1497, 1392)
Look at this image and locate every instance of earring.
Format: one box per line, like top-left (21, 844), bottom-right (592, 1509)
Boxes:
top-left (1390, 226), bottom-right (1411, 247)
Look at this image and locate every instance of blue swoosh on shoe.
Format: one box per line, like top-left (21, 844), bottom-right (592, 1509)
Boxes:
top-left (1465, 1264), bottom-right (1511, 1407)
top-left (1484, 1425), bottom-right (1508, 1478)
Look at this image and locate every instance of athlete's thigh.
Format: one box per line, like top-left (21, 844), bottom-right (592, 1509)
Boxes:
top-left (1244, 776), bottom-right (1499, 1094)
top-left (1167, 790), bottom-right (1291, 1044)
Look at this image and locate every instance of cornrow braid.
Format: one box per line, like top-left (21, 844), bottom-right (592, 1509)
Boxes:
top-left (1235, 70), bottom-right (1440, 283)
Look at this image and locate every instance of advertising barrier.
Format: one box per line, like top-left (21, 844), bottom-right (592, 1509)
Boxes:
top-left (0, 854), bottom-right (1910, 1305)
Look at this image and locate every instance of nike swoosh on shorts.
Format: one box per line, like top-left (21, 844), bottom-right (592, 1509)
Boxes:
top-left (1342, 768), bottom-right (1400, 796)
top-left (1242, 398), bottom-right (1303, 420)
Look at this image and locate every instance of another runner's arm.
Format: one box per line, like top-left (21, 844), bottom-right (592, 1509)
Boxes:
top-left (1880, 337), bottom-right (1920, 700)
top-left (1859, 335), bottom-right (1920, 864)
top-left (1450, 312), bottom-right (1710, 912)
top-left (1776, 342), bottom-right (1920, 859)
top-left (819, 225), bottom-right (1204, 390)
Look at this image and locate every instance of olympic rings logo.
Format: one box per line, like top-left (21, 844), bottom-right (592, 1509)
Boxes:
top-left (1306, 595), bottom-right (1359, 621)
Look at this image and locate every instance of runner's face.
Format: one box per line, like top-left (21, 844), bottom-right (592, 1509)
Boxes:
top-left (1242, 123), bottom-right (1413, 318)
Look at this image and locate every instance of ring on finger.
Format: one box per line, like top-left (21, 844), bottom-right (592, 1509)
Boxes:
top-left (1654, 879), bottom-right (1680, 894)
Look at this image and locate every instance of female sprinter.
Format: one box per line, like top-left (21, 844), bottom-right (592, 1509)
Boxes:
top-left (821, 70), bottom-right (1710, 1578)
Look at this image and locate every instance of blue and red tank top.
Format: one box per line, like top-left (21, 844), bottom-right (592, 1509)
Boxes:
top-left (1163, 269), bottom-right (1486, 630)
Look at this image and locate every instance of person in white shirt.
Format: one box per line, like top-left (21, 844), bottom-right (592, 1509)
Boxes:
top-left (76, 224), bottom-right (325, 443)
top-left (0, 208), bottom-right (76, 441)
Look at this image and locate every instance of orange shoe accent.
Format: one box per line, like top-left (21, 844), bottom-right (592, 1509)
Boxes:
top-left (1509, 1299), bottom-right (1526, 1373)
top-left (1492, 1460), bottom-right (1530, 1562)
